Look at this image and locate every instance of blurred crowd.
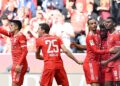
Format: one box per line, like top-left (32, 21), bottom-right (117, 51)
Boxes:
top-left (0, 0), bottom-right (119, 53)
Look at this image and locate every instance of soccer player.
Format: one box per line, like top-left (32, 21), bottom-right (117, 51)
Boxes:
top-left (102, 17), bottom-right (120, 85)
top-left (99, 23), bottom-right (114, 86)
top-left (0, 20), bottom-right (28, 86)
top-left (35, 23), bottom-right (82, 86)
top-left (83, 18), bottom-right (115, 86)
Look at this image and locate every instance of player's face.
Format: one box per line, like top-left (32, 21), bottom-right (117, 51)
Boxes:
top-left (88, 19), bottom-right (97, 31)
top-left (9, 22), bottom-right (17, 33)
top-left (100, 27), bottom-right (108, 39)
top-left (104, 19), bottom-right (114, 30)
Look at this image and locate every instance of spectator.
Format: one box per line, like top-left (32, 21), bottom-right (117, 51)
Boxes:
top-left (92, 0), bottom-right (100, 19)
top-left (2, 0), bottom-right (17, 20)
top-left (68, 1), bottom-right (88, 33)
top-left (86, 0), bottom-right (97, 20)
top-left (0, 14), bottom-right (11, 53)
top-left (50, 11), bottom-right (75, 52)
top-left (0, 35), bottom-right (5, 53)
top-left (42, 0), bottom-right (64, 12)
top-left (0, 0), bottom-right (9, 15)
top-left (30, 6), bottom-right (46, 38)
top-left (14, 7), bottom-right (26, 21)
top-left (18, 0), bottom-right (36, 17)
top-left (97, 0), bottom-right (111, 20)
top-left (111, 0), bottom-right (120, 24)
top-left (71, 31), bottom-right (86, 53)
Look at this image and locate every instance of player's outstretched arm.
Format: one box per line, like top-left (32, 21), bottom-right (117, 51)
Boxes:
top-left (18, 35), bottom-right (28, 65)
top-left (70, 42), bottom-right (86, 50)
top-left (35, 47), bottom-right (44, 60)
top-left (110, 46), bottom-right (120, 54)
top-left (109, 51), bottom-right (120, 61)
top-left (61, 44), bottom-right (83, 65)
top-left (0, 27), bottom-right (12, 37)
top-left (101, 49), bottom-right (120, 66)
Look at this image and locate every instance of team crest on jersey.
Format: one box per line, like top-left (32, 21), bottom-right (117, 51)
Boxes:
top-left (90, 40), bottom-right (94, 46)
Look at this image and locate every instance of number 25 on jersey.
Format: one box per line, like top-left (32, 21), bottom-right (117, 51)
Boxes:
top-left (45, 40), bottom-right (59, 53)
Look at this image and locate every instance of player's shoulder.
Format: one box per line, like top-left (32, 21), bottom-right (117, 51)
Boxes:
top-left (114, 30), bottom-right (120, 34)
top-left (36, 36), bottom-right (43, 41)
top-left (46, 35), bottom-right (61, 42)
top-left (87, 31), bottom-right (94, 37)
top-left (19, 32), bottom-right (26, 37)
top-left (53, 35), bottom-right (61, 40)
top-left (110, 31), bottom-right (119, 38)
top-left (18, 32), bottom-right (27, 39)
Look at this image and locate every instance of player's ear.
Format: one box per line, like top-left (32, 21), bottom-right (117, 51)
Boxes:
top-left (16, 25), bottom-right (19, 30)
top-left (43, 29), bottom-right (45, 33)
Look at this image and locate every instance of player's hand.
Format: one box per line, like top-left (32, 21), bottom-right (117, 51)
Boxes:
top-left (101, 60), bottom-right (108, 66)
top-left (114, 46), bottom-right (120, 51)
top-left (109, 46), bottom-right (120, 54)
top-left (15, 65), bottom-right (21, 73)
top-left (70, 42), bottom-right (76, 48)
top-left (77, 61), bottom-right (83, 65)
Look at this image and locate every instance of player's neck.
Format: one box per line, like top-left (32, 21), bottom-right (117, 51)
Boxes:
top-left (92, 30), bottom-right (96, 34)
top-left (13, 30), bottom-right (20, 36)
top-left (109, 28), bottom-right (115, 34)
top-left (43, 34), bottom-right (49, 37)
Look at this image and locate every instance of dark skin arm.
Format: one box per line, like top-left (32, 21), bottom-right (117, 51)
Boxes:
top-left (35, 47), bottom-right (44, 60)
top-left (101, 51), bottom-right (120, 66)
top-left (71, 42), bottom-right (86, 50)
top-left (109, 51), bottom-right (120, 62)
top-left (107, 45), bottom-right (120, 62)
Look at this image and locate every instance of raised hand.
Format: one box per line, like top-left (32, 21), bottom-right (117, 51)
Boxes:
top-left (15, 65), bottom-right (22, 73)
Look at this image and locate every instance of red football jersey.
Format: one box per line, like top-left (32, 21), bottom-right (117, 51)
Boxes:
top-left (0, 27), bottom-right (28, 65)
top-left (85, 31), bottom-right (109, 62)
top-left (83, 31), bottom-right (109, 84)
top-left (107, 31), bottom-right (120, 48)
top-left (107, 31), bottom-right (120, 65)
top-left (36, 35), bottom-right (64, 69)
top-left (101, 39), bottom-right (109, 60)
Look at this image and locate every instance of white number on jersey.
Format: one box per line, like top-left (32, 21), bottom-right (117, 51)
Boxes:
top-left (45, 40), bottom-right (59, 53)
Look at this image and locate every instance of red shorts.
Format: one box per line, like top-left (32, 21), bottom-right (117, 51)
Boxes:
top-left (112, 65), bottom-right (120, 81)
top-left (40, 67), bottom-right (69, 86)
top-left (11, 65), bottom-right (27, 86)
top-left (100, 66), bottom-right (113, 82)
top-left (83, 61), bottom-right (100, 84)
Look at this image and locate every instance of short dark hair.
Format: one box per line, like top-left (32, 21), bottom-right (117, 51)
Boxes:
top-left (39, 23), bottom-right (50, 33)
top-left (10, 20), bottom-right (22, 31)
top-left (99, 22), bottom-right (106, 29)
top-left (87, 18), bottom-right (97, 25)
top-left (107, 17), bottom-right (116, 23)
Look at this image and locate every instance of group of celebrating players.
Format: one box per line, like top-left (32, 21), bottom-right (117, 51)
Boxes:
top-left (0, 16), bottom-right (120, 86)
top-left (83, 17), bottom-right (120, 86)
